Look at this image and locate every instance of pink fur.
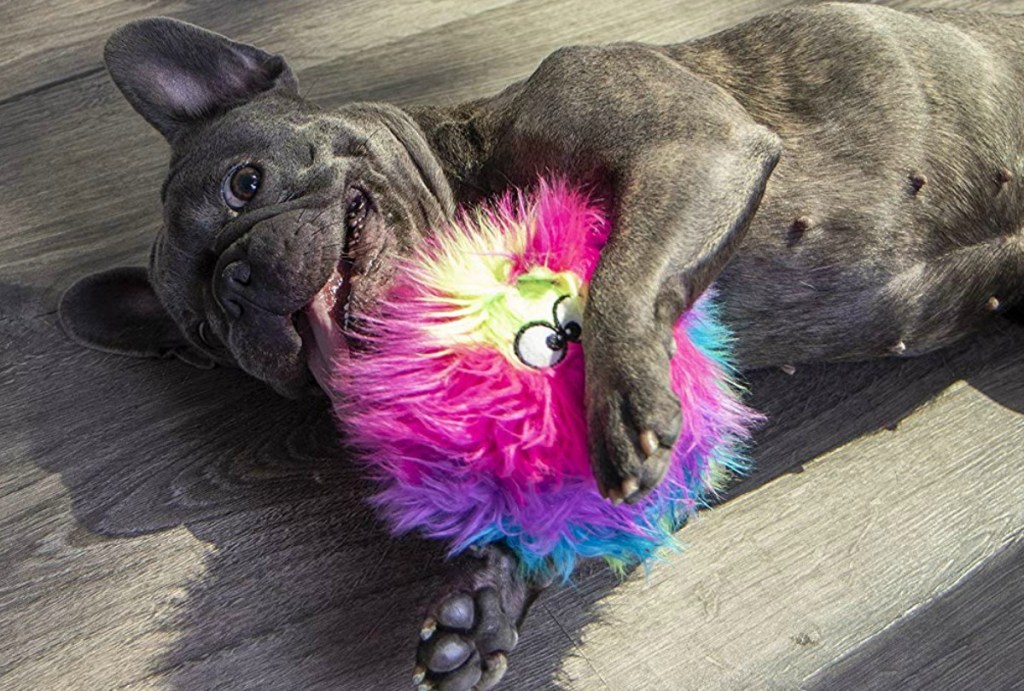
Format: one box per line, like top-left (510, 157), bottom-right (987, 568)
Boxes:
top-left (320, 179), bottom-right (758, 576)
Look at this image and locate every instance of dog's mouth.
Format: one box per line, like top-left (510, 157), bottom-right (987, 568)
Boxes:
top-left (300, 200), bottom-right (378, 393)
top-left (301, 259), bottom-right (351, 390)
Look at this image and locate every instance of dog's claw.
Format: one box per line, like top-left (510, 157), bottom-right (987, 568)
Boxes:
top-left (475, 653), bottom-right (509, 690)
top-left (620, 476), bottom-right (640, 501)
top-left (421, 617), bottom-right (438, 640)
top-left (413, 665), bottom-right (428, 686)
top-left (639, 429), bottom-right (660, 457)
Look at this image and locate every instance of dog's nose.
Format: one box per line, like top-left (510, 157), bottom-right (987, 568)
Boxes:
top-left (216, 259), bottom-right (252, 319)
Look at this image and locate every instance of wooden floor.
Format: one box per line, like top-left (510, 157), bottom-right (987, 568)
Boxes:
top-left (3, 1), bottom-right (1024, 689)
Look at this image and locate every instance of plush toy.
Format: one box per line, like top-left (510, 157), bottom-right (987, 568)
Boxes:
top-left (320, 179), bottom-right (758, 580)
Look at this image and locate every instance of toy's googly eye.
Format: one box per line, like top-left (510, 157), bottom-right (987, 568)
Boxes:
top-left (553, 295), bottom-right (583, 342)
top-left (514, 322), bottom-right (568, 369)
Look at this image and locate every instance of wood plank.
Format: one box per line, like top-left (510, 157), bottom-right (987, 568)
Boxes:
top-left (0, 0), bottom-right (519, 103)
top-left (806, 536), bottom-right (1024, 690)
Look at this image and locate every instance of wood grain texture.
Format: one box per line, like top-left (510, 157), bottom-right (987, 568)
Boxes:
top-left (806, 536), bottom-right (1024, 690)
top-left (2, 1), bottom-right (1024, 689)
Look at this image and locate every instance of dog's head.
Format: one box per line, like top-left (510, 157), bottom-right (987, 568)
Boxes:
top-left (60, 18), bottom-right (454, 397)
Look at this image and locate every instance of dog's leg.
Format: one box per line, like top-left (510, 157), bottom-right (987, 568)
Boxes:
top-left (473, 45), bottom-right (780, 505)
top-left (414, 544), bottom-right (543, 691)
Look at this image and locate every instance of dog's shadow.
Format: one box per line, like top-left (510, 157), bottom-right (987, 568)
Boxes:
top-left (12, 277), bottom-right (1024, 689)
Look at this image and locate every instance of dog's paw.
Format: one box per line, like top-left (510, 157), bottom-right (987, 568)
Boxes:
top-left (584, 326), bottom-right (681, 505)
top-left (413, 588), bottom-right (514, 690)
top-left (413, 545), bottom-right (538, 691)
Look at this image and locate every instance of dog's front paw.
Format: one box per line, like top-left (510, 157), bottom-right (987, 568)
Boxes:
top-left (584, 324), bottom-right (681, 505)
top-left (414, 545), bottom-right (538, 691)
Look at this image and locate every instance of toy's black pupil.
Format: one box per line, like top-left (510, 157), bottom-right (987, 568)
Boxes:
top-left (546, 332), bottom-right (565, 350)
top-left (231, 167), bottom-right (261, 201)
top-left (562, 322), bottom-right (582, 341)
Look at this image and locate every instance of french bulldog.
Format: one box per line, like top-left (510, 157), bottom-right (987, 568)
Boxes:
top-left (60, 4), bottom-right (1024, 689)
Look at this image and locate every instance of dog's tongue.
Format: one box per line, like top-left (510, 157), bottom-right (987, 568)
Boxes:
top-left (306, 268), bottom-right (349, 393)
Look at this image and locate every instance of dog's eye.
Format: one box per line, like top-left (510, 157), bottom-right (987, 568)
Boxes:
top-left (222, 164), bottom-right (262, 210)
top-left (345, 188), bottom-right (369, 230)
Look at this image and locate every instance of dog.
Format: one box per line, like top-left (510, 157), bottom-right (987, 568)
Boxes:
top-left (59, 3), bottom-right (1024, 689)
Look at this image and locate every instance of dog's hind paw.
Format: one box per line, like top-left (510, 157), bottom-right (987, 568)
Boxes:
top-left (413, 544), bottom-right (541, 690)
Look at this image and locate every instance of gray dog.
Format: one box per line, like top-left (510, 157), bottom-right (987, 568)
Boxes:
top-left (59, 3), bottom-right (1024, 689)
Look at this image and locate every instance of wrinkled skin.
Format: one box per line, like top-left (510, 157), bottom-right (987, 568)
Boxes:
top-left (61, 5), bottom-right (1024, 689)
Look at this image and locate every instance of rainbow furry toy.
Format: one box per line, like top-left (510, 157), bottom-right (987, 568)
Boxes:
top-left (321, 179), bottom-right (758, 580)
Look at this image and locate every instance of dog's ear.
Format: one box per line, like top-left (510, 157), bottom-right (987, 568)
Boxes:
top-left (104, 17), bottom-right (298, 141)
top-left (59, 267), bottom-right (214, 368)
